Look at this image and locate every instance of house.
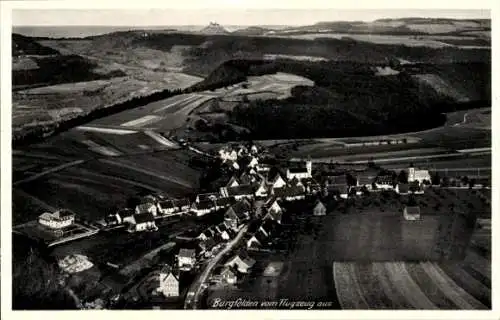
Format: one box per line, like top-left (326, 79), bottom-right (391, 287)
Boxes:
top-left (177, 248), bottom-right (196, 271)
top-left (273, 185), bottom-right (306, 201)
top-left (395, 183), bottom-right (409, 195)
top-left (38, 210), bottom-right (75, 229)
top-left (264, 209), bottom-right (283, 224)
top-left (407, 166), bottom-right (431, 184)
top-left (313, 200), bottom-right (327, 216)
top-left (250, 144), bottom-right (259, 155)
top-left (254, 180), bottom-right (270, 198)
top-left (248, 156), bottom-right (259, 168)
top-left (226, 176), bottom-right (240, 188)
top-left (325, 174), bottom-right (348, 187)
top-left (135, 202), bottom-right (158, 217)
top-left (224, 254), bottom-right (256, 273)
top-left (215, 223), bottom-right (231, 241)
top-left (355, 168), bottom-right (379, 189)
top-left (173, 198), bottom-right (191, 212)
top-left (128, 213), bottom-right (157, 232)
top-left (191, 200), bottom-right (216, 216)
top-left (268, 172), bottom-right (287, 189)
top-left (256, 163), bottom-right (271, 173)
top-left (403, 205), bottom-right (421, 221)
top-left (289, 177), bottom-right (305, 189)
top-left (197, 230), bottom-right (211, 241)
top-left (265, 197), bottom-right (282, 214)
top-left (247, 230), bottom-right (268, 248)
top-left (157, 265), bottom-right (179, 298)
top-left (215, 197), bottom-right (234, 210)
top-left (374, 175), bottom-right (394, 190)
top-left (300, 177), bottom-right (321, 194)
top-left (195, 193), bottom-right (219, 203)
top-left (157, 200), bottom-right (176, 215)
top-left (409, 181), bottom-right (425, 194)
top-left (198, 238), bottom-right (217, 254)
top-left (220, 266), bottom-right (238, 284)
top-left (220, 185), bottom-right (255, 200)
top-left (224, 201), bottom-right (252, 229)
top-left (219, 147), bottom-right (238, 162)
top-left (286, 160), bottom-right (312, 180)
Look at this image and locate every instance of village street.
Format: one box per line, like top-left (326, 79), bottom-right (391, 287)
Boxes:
top-left (185, 224), bottom-right (249, 309)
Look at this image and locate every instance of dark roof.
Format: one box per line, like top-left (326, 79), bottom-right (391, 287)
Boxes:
top-left (194, 200), bottom-right (215, 210)
top-left (265, 209), bottom-right (282, 222)
top-left (327, 185), bottom-right (350, 194)
top-left (274, 185), bottom-right (304, 198)
top-left (136, 202), bottom-right (155, 213)
top-left (199, 238), bottom-right (217, 251)
top-left (178, 248), bottom-right (196, 258)
top-left (159, 200), bottom-right (175, 209)
top-left (226, 201), bottom-right (251, 220)
top-left (405, 206), bottom-right (421, 215)
top-left (216, 197), bottom-right (235, 207)
top-left (326, 175), bottom-right (348, 186)
top-left (117, 208), bottom-right (134, 217)
top-left (173, 198), bottom-right (190, 207)
top-left (226, 184), bottom-right (255, 196)
top-left (288, 167), bottom-right (308, 173)
top-left (134, 213), bottom-right (155, 224)
top-left (216, 223), bottom-right (228, 233)
top-left (197, 193), bottom-right (219, 202)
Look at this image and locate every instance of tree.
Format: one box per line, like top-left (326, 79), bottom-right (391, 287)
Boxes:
top-left (431, 172), bottom-right (441, 185)
top-left (398, 170), bottom-right (408, 184)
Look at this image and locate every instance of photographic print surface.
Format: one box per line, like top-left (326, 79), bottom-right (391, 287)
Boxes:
top-left (9, 6), bottom-right (491, 311)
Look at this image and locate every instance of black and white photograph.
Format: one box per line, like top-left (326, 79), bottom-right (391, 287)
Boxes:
top-left (1, 0), bottom-right (495, 315)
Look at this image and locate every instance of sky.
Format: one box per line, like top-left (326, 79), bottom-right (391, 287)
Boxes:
top-left (12, 9), bottom-right (491, 26)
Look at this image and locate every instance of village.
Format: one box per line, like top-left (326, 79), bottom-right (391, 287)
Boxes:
top-left (14, 140), bottom-right (490, 309)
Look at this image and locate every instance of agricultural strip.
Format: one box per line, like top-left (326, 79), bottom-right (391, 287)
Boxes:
top-left (76, 126), bottom-right (138, 135)
top-left (333, 263), bottom-right (369, 309)
top-left (120, 115), bottom-right (162, 127)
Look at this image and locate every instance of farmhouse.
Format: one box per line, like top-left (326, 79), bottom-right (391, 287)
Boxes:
top-left (374, 175), bottom-right (394, 190)
top-left (264, 209), bottom-right (283, 224)
top-left (254, 180), bottom-right (270, 198)
top-left (38, 210), bottom-right (75, 229)
top-left (248, 156), bottom-right (259, 168)
top-left (286, 160), bottom-right (312, 180)
top-left (219, 147), bottom-right (238, 162)
top-left (157, 200), bottom-right (176, 215)
top-left (215, 223), bottom-right (232, 241)
top-left (268, 172), bottom-right (287, 189)
top-left (247, 230), bottom-right (268, 248)
top-left (178, 248), bottom-right (196, 271)
top-left (157, 265), bottom-right (179, 298)
top-left (198, 237), bottom-right (217, 254)
top-left (265, 197), bottom-right (283, 214)
top-left (191, 200), bottom-right (216, 216)
top-left (224, 201), bottom-right (252, 229)
top-left (196, 193), bottom-right (219, 203)
top-left (58, 254), bottom-right (94, 274)
top-left (215, 197), bottom-right (235, 210)
top-left (226, 175), bottom-right (240, 188)
top-left (135, 202), bottom-right (158, 217)
top-left (273, 185), bottom-right (306, 201)
top-left (220, 185), bottom-right (255, 200)
top-left (313, 200), bottom-right (327, 216)
top-left (408, 165), bottom-right (431, 184)
top-left (173, 198), bottom-right (191, 211)
top-left (220, 266), bottom-right (238, 284)
top-left (127, 213), bottom-right (157, 232)
top-left (403, 205), bottom-right (421, 221)
top-left (225, 254), bottom-right (256, 273)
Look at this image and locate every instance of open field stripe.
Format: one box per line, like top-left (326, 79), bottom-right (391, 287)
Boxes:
top-left (348, 263), bottom-right (371, 309)
top-left (76, 126), bottom-right (138, 135)
top-left (13, 159), bottom-right (86, 186)
top-left (13, 189), bottom-right (57, 212)
top-left (438, 264), bottom-right (491, 308)
top-left (333, 262), bottom-right (369, 309)
top-left (153, 94), bottom-right (200, 113)
top-left (421, 262), bottom-right (486, 309)
top-left (463, 251), bottom-right (491, 281)
top-left (99, 158), bottom-right (192, 189)
top-left (355, 263), bottom-right (393, 309)
top-left (385, 262), bottom-right (437, 309)
top-left (405, 263), bottom-right (458, 309)
top-left (143, 130), bottom-right (178, 148)
top-left (120, 115), bottom-right (162, 128)
top-left (175, 96), bottom-right (214, 116)
top-left (66, 168), bottom-right (165, 193)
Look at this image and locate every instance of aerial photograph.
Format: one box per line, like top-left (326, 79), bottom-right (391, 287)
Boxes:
top-left (9, 7), bottom-right (491, 311)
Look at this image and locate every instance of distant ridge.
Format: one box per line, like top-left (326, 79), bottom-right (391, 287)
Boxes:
top-left (199, 22), bottom-right (229, 35)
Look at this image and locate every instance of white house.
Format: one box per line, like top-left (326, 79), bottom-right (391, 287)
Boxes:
top-left (128, 213), bottom-right (158, 233)
top-left (226, 176), bottom-right (240, 188)
top-left (191, 200), bottom-right (216, 216)
top-left (248, 156), bottom-right (259, 168)
top-left (250, 145), bottom-right (259, 155)
top-left (374, 175), bottom-right (394, 190)
top-left (254, 180), bottom-right (269, 198)
top-left (265, 198), bottom-right (282, 214)
top-left (219, 148), bottom-right (238, 162)
top-left (38, 210), bottom-right (75, 229)
top-left (157, 200), bottom-right (176, 215)
top-left (407, 166), bottom-right (431, 184)
top-left (224, 254), bottom-right (256, 274)
top-left (135, 202), bottom-right (158, 217)
top-left (157, 265), bottom-right (179, 298)
top-left (403, 206), bottom-right (421, 221)
top-left (220, 267), bottom-right (238, 284)
top-left (270, 173), bottom-right (287, 189)
top-left (177, 248), bottom-right (196, 271)
top-left (286, 160), bottom-right (312, 180)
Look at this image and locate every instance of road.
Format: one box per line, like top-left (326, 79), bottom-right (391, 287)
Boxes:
top-left (13, 159), bottom-right (86, 186)
top-left (184, 224), bottom-right (249, 309)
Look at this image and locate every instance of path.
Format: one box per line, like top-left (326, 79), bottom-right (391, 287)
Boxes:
top-left (13, 159), bottom-right (86, 186)
top-left (184, 225), bottom-right (248, 309)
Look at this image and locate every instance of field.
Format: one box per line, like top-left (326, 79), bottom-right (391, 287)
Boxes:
top-left (13, 149), bottom-right (207, 223)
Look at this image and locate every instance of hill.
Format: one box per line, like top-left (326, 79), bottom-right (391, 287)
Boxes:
top-left (232, 26), bottom-right (271, 36)
top-left (199, 22), bottom-right (229, 35)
